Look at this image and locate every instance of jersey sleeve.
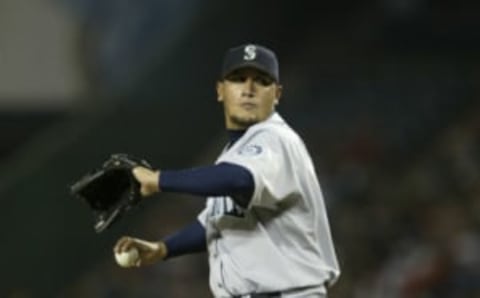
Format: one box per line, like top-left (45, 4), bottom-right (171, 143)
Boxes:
top-left (218, 130), bottom-right (299, 210)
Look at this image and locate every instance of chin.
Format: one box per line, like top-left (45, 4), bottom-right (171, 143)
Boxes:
top-left (231, 114), bottom-right (259, 127)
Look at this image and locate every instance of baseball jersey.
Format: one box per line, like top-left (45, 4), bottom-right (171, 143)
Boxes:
top-left (198, 112), bottom-right (340, 297)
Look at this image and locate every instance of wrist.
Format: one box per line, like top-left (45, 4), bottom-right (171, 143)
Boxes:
top-left (157, 241), bottom-right (168, 260)
top-left (156, 170), bottom-right (162, 192)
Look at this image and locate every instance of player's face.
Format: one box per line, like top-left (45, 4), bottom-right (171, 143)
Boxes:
top-left (217, 67), bottom-right (282, 130)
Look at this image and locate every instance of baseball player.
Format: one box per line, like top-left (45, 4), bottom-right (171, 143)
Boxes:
top-left (114, 43), bottom-right (340, 297)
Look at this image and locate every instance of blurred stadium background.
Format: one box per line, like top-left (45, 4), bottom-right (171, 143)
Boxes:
top-left (1, 0), bottom-right (479, 297)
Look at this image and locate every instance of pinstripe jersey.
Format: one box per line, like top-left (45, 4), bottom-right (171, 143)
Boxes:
top-left (198, 112), bottom-right (340, 297)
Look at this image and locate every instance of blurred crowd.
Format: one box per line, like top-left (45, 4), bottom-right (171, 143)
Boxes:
top-left (325, 105), bottom-right (480, 298)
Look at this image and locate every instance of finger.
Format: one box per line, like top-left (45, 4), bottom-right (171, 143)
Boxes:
top-left (119, 237), bottom-right (136, 253)
top-left (134, 239), bottom-right (160, 251)
top-left (134, 258), bottom-right (142, 267)
top-left (114, 236), bottom-right (129, 253)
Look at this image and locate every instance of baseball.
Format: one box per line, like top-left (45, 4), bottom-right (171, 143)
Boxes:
top-left (114, 248), bottom-right (140, 267)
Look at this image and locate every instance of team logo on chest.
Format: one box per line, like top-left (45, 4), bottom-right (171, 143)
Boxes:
top-left (210, 196), bottom-right (245, 218)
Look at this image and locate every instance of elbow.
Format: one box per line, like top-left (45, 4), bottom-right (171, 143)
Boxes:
top-left (232, 166), bottom-right (254, 194)
top-left (231, 167), bottom-right (254, 208)
top-left (217, 162), bottom-right (255, 208)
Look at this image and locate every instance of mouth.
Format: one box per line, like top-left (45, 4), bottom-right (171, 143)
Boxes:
top-left (240, 103), bottom-right (257, 110)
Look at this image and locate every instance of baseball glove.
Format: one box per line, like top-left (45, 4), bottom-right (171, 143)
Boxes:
top-left (70, 153), bottom-right (152, 233)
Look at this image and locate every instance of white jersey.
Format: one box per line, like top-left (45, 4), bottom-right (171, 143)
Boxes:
top-left (198, 112), bottom-right (340, 297)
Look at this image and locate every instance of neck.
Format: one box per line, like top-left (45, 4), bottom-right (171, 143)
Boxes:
top-left (225, 117), bottom-right (251, 130)
top-left (226, 129), bottom-right (247, 145)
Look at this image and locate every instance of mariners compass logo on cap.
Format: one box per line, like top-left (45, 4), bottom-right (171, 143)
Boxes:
top-left (221, 43), bottom-right (279, 82)
top-left (243, 45), bottom-right (257, 61)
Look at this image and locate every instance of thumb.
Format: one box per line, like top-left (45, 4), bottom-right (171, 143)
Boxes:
top-left (140, 184), bottom-right (151, 197)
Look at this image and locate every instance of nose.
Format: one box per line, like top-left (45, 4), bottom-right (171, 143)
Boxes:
top-left (241, 77), bottom-right (255, 97)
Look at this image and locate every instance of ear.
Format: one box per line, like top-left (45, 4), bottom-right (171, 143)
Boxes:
top-left (274, 84), bottom-right (283, 105)
top-left (216, 81), bottom-right (224, 103)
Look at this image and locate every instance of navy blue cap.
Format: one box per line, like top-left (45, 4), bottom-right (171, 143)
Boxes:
top-left (221, 44), bottom-right (279, 82)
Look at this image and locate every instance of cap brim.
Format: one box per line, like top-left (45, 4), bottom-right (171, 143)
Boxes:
top-left (222, 61), bottom-right (278, 82)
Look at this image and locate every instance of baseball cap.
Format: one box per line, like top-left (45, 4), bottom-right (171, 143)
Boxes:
top-left (220, 44), bottom-right (279, 82)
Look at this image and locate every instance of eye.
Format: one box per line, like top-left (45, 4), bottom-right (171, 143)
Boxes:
top-left (254, 76), bottom-right (274, 86)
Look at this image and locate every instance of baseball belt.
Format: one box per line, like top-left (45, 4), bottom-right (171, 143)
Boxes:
top-left (233, 292), bottom-right (281, 298)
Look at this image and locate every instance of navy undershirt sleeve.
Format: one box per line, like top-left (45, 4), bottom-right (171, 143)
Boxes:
top-left (159, 154), bottom-right (254, 258)
top-left (163, 219), bottom-right (206, 259)
top-left (159, 162), bottom-right (254, 208)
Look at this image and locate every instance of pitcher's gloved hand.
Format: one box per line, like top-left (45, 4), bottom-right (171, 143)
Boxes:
top-left (70, 153), bottom-right (153, 233)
